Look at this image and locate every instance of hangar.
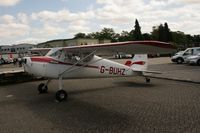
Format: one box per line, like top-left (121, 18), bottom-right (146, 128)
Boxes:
top-left (37, 38), bottom-right (111, 48)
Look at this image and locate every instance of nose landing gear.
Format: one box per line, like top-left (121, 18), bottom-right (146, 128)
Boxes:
top-left (145, 77), bottom-right (151, 83)
top-left (38, 83), bottom-right (48, 93)
top-left (37, 79), bottom-right (52, 94)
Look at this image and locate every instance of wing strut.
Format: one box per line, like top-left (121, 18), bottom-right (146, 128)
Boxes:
top-left (58, 50), bottom-right (97, 77)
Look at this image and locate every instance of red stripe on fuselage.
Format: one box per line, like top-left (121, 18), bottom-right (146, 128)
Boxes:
top-left (125, 61), bottom-right (146, 66)
top-left (132, 61), bottom-right (146, 65)
top-left (30, 56), bottom-right (99, 69)
top-left (31, 56), bottom-right (53, 62)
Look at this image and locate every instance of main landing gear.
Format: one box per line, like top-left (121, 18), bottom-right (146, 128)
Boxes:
top-left (56, 90), bottom-right (67, 102)
top-left (37, 77), bottom-right (68, 102)
top-left (55, 76), bottom-right (68, 102)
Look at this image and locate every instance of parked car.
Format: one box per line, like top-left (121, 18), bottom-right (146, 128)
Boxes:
top-left (185, 53), bottom-right (200, 65)
top-left (171, 47), bottom-right (200, 64)
top-left (114, 53), bottom-right (133, 59)
top-left (4, 58), bottom-right (13, 64)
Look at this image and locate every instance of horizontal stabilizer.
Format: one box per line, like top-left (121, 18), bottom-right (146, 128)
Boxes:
top-left (134, 70), bottom-right (162, 74)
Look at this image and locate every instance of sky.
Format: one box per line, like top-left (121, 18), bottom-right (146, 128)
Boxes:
top-left (0, 0), bottom-right (200, 45)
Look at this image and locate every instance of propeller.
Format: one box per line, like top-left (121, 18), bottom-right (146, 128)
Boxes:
top-left (21, 57), bottom-right (27, 64)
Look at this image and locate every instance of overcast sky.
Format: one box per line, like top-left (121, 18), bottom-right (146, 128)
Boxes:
top-left (0, 0), bottom-right (199, 45)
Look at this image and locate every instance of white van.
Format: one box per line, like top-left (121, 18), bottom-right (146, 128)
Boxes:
top-left (171, 47), bottom-right (200, 64)
top-left (185, 53), bottom-right (200, 65)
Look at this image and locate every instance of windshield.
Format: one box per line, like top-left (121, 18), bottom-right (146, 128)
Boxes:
top-left (46, 48), bottom-right (62, 57)
top-left (175, 51), bottom-right (184, 55)
top-left (46, 48), bottom-right (94, 63)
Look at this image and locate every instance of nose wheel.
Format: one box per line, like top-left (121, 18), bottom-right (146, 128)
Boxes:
top-left (37, 79), bottom-right (51, 94)
top-left (38, 83), bottom-right (48, 93)
top-left (145, 77), bottom-right (151, 83)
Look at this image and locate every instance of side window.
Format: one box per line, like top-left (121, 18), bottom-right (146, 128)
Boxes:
top-left (65, 53), bottom-right (81, 63)
top-left (183, 49), bottom-right (192, 56)
top-left (50, 50), bottom-right (62, 59)
top-left (64, 52), bottom-right (93, 63)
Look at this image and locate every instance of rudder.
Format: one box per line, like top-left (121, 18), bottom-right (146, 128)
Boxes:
top-left (125, 54), bottom-right (148, 71)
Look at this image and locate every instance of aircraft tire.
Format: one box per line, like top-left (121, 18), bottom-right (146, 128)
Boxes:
top-left (38, 83), bottom-right (48, 93)
top-left (146, 78), bottom-right (150, 83)
top-left (55, 90), bottom-right (68, 102)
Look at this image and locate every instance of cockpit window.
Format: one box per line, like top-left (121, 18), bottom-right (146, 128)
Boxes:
top-left (47, 48), bottom-right (94, 63)
top-left (50, 50), bottom-right (62, 58)
top-left (46, 48), bottom-right (61, 56)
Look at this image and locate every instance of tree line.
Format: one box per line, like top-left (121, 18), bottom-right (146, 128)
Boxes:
top-left (74, 19), bottom-right (200, 49)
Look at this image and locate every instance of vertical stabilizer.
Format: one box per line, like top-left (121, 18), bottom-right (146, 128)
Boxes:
top-left (125, 54), bottom-right (148, 71)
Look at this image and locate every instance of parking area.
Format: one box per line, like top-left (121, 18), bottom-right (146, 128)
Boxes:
top-left (0, 79), bottom-right (200, 132)
top-left (116, 57), bottom-right (200, 83)
top-left (147, 62), bottom-right (200, 83)
top-left (0, 57), bottom-right (200, 133)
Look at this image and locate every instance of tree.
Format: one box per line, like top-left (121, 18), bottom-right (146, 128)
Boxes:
top-left (193, 35), bottom-right (200, 47)
top-left (133, 19), bottom-right (143, 40)
top-left (151, 26), bottom-right (159, 40)
top-left (87, 28), bottom-right (118, 42)
top-left (172, 31), bottom-right (187, 48)
top-left (87, 32), bottom-right (100, 39)
top-left (72, 21), bottom-right (199, 49)
top-left (118, 31), bottom-right (131, 42)
top-left (99, 28), bottom-right (116, 41)
top-left (164, 22), bottom-right (172, 42)
top-left (74, 33), bottom-right (87, 39)
top-left (158, 24), bottom-right (165, 41)
top-left (151, 23), bottom-right (173, 42)
top-left (142, 33), bottom-right (151, 40)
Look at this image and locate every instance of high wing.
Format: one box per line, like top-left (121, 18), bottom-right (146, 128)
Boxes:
top-left (61, 41), bottom-right (176, 55)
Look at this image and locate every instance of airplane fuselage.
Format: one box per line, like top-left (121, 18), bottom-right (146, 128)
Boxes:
top-left (23, 55), bottom-right (140, 79)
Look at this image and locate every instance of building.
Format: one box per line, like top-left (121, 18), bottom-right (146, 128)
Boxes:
top-left (37, 38), bottom-right (111, 48)
top-left (0, 43), bottom-right (35, 54)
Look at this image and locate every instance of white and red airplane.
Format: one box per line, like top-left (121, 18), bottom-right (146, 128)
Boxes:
top-left (22, 41), bottom-right (176, 102)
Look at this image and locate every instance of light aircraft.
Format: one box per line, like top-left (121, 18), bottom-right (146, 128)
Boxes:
top-left (22, 41), bottom-right (176, 102)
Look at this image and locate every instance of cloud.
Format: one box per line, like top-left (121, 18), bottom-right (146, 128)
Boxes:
top-left (179, 0), bottom-right (200, 3)
top-left (0, 14), bottom-right (30, 40)
top-left (0, 23), bottom-right (29, 37)
top-left (0, 0), bottom-right (21, 6)
top-left (15, 37), bottom-right (43, 44)
top-left (94, 0), bottom-right (200, 35)
top-left (31, 9), bottom-right (94, 23)
top-left (1, 0), bottom-right (200, 45)
top-left (30, 9), bottom-right (94, 39)
top-left (31, 24), bottom-right (65, 38)
top-left (67, 20), bottom-right (91, 34)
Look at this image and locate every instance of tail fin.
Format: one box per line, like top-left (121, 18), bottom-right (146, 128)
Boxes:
top-left (125, 54), bottom-right (148, 71)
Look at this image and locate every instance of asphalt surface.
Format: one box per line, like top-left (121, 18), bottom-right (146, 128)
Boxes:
top-left (115, 57), bottom-right (200, 83)
top-left (0, 77), bottom-right (200, 133)
top-left (148, 63), bottom-right (200, 83)
top-left (0, 57), bottom-right (200, 133)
